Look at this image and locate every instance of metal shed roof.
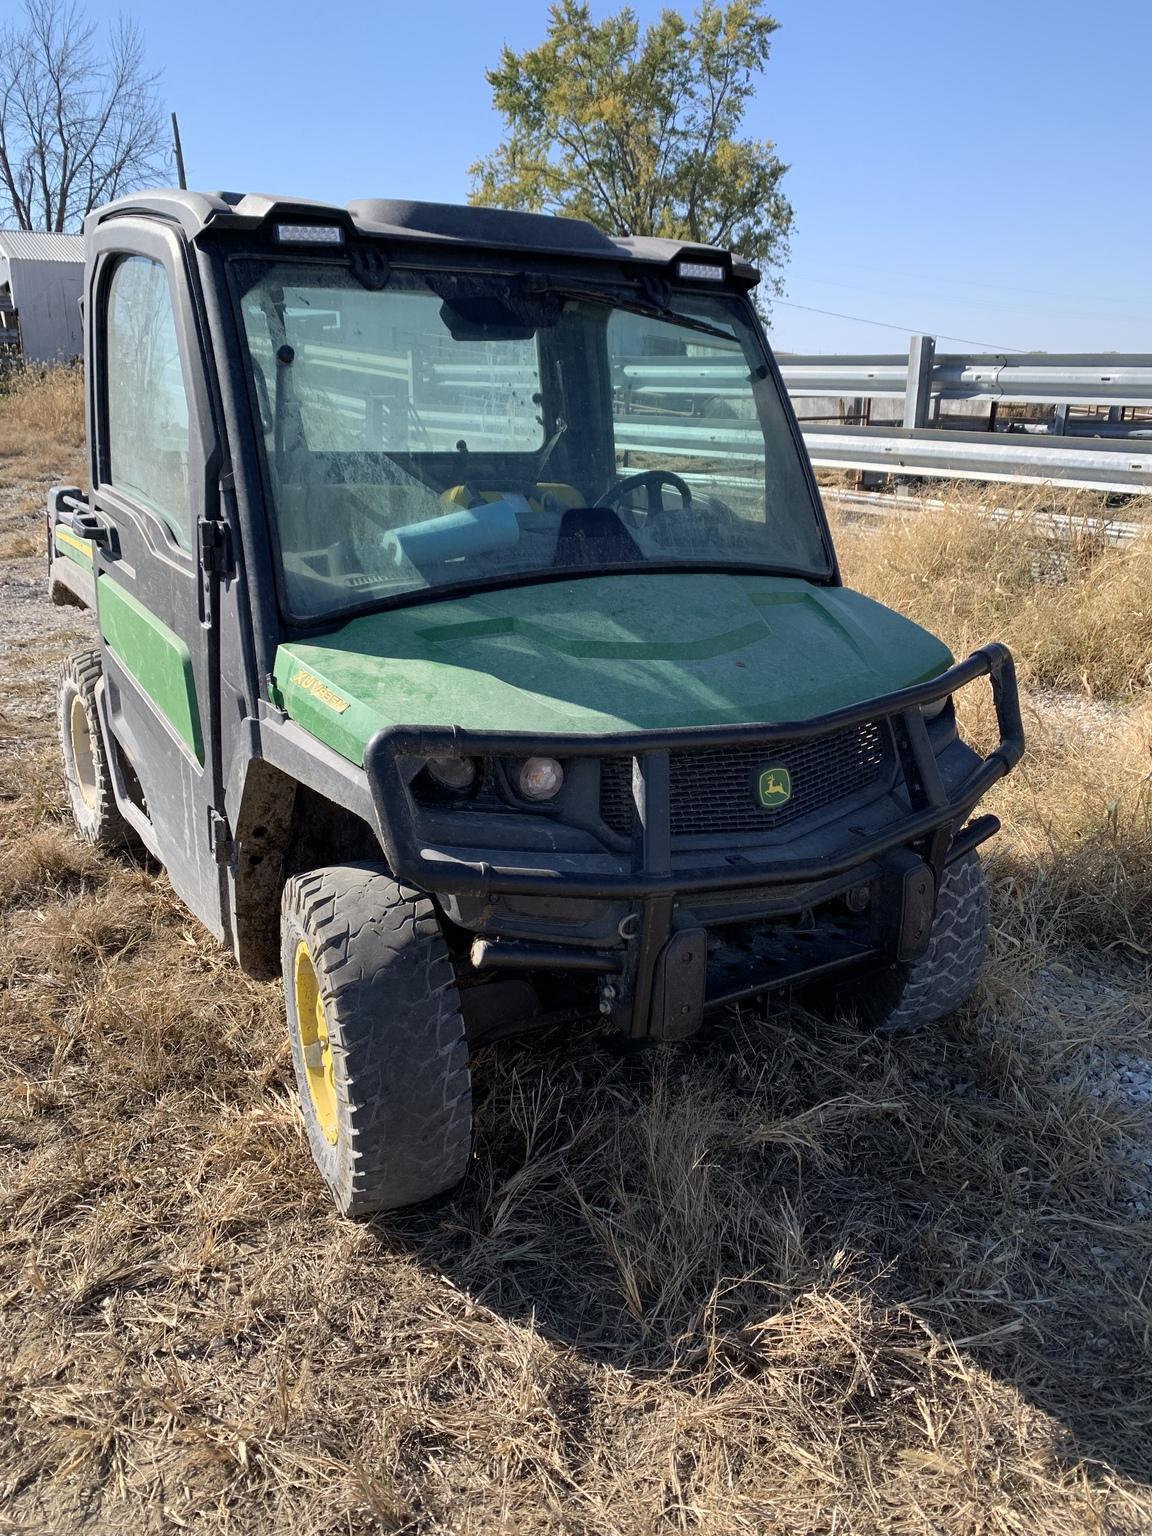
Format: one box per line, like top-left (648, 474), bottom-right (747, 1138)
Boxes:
top-left (0, 231), bottom-right (84, 362)
top-left (0, 231), bottom-right (84, 263)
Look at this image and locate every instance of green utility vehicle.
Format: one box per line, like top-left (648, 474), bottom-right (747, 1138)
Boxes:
top-left (48, 190), bottom-right (1023, 1215)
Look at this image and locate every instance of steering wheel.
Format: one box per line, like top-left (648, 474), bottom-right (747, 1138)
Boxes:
top-left (594, 470), bottom-right (692, 515)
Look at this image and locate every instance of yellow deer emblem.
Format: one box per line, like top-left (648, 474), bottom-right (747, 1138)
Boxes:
top-left (757, 766), bottom-right (792, 808)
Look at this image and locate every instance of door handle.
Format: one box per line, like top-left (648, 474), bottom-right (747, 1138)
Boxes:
top-left (65, 508), bottom-right (111, 546)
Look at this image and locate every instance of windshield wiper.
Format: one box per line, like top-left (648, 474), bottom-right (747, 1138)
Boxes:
top-left (541, 282), bottom-right (740, 345)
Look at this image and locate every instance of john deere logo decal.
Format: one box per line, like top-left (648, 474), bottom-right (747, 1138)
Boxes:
top-left (757, 766), bottom-right (792, 809)
top-left (292, 668), bottom-right (351, 715)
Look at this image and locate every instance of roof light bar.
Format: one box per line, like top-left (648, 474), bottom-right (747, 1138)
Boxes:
top-left (273, 223), bottom-right (344, 245)
top-left (676, 260), bottom-right (725, 282)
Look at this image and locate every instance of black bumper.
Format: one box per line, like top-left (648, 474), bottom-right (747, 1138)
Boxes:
top-left (365, 645), bottom-right (1022, 894)
top-left (363, 644), bottom-right (1023, 1033)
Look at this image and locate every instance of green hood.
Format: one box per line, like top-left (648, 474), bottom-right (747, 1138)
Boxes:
top-left (273, 573), bottom-right (953, 765)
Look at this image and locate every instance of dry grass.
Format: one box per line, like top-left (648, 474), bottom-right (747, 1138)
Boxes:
top-left (833, 485), bottom-right (1152, 954)
top-left (0, 363), bottom-right (85, 453)
top-left (2, 750), bottom-right (1151, 1533)
top-left (0, 366), bottom-right (86, 548)
top-left (988, 698), bottom-right (1152, 956)
top-left (832, 487), bottom-right (1152, 699)
top-left (2, 464), bottom-right (1152, 1531)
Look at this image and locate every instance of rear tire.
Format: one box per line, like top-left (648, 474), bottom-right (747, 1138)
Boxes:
top-left (281, 862), bottom-right (472, 1216)
top-left (811, 851), bottom-right (989, 1032)
top-left (58, 649), bottom-right (130, 849)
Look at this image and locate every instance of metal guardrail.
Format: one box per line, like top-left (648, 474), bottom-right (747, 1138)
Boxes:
top-left (608, 419), bottom-right (1152, 497)
top-left (780, 353), bottom-right (1152, 407)
top-left (821, 487), bottom-right (1144, 545)
top-left (779, 334), bottom-right (1152, 494)
top-left (800, 423), bottom-right (1152, 495)
top-left (610, 417), bottom-right (1152, 497)
top-left (285, 329), bottom-right (1152, 496)
top-left (621, 345), bottom-right (1152, 408)
top-left (598, 338), bottom-right (1152, 492)
top-left (613, 339), bottom-right (1152, 493)
top-left (627, 351), bottom-right (1152, 410)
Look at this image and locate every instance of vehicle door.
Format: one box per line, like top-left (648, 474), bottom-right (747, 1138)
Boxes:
top-left (84, 220), bottom-right (224, 936)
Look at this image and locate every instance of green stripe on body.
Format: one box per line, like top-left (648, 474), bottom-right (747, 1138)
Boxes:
top-left (96, 573), bottom-right (204, 763)
top-left (53, 527), bottom-right (94, 567)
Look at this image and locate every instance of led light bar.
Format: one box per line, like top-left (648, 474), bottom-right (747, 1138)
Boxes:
top-left (676, 259), bottom-right (725, 281)
top-left (273, 223), bottom-right (344, 244)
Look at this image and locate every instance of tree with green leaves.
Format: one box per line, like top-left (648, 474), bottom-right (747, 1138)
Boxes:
top-left (471, 0), bottom-right (793, 291)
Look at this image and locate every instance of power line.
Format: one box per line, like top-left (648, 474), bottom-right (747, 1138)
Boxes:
top-left (797, 264), bottom-right (1148, 314)
top-left (792, 273), bottom-right (1152, 326)
top-left (773, 298), bottom-right (1025, 353)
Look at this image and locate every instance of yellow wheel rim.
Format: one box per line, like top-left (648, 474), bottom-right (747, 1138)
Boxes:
top-left (69, 692), bottom-right (97, 810)
top-left (293, 941), bottom-right (339, 1145)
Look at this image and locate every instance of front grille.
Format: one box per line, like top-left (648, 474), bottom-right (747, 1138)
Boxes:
top-left (600, 721), bottom-right (891, 840)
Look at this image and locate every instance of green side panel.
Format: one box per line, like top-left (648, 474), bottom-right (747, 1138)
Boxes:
top-left (96, 573), bottom-right (204, 764)
top-left (53, 527), bottom-right (94, 568)
top-left (274, 573), bottom-right (953, 767)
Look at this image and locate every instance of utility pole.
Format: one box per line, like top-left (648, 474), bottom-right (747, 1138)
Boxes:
top-left (171, 112), bottom-right (187, 190)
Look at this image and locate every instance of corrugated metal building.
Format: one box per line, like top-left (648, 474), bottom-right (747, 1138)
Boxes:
top-left (0, 231), bottom-right (84, 362)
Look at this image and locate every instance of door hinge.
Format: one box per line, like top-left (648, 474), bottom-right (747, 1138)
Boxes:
top-left (198, 517), bottom-right (232, 576)
top-left (210, 810), bottom-right (234, 864)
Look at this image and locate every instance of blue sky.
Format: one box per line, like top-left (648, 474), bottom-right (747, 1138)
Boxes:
top-left (75, 0), bottom-right (1150, 353)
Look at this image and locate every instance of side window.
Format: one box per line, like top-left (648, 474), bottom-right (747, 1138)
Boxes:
top-left (105, 255), bottom-right (191, 549)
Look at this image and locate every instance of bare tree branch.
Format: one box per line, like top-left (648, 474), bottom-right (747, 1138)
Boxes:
top-left (0, 0), bottom-right (169, 233)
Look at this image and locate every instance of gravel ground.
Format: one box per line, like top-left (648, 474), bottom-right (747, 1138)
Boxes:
top-left (0, 553), bottom-right (93, 756)
top-left (1011, 963), bottom-right (1152, 1215)
top-left (1026, 686), bottom-right (1133, 736)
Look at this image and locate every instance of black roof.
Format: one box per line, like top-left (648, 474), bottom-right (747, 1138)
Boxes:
top-left (85, 188), bottom-right (759, 284)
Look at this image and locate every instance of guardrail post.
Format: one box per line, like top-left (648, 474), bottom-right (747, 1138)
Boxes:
top-left (903, 334), bottom-right (936, 429)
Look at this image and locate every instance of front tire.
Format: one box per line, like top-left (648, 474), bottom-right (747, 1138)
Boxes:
top-left (282, 862), bottom-right (472, 1216)
top-left (813, 851), bottom-right (989, 1031)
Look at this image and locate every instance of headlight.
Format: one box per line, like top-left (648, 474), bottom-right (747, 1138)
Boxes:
top-left (922, 695), bottom-right (950, 722)
top-left (518, 756), bottom-right (564, 801)
top-left (427, 755), bottom-right (478, 791)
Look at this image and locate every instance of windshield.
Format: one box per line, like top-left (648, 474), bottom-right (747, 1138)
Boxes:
top-left (233, 259), bottom-right (830, 621)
